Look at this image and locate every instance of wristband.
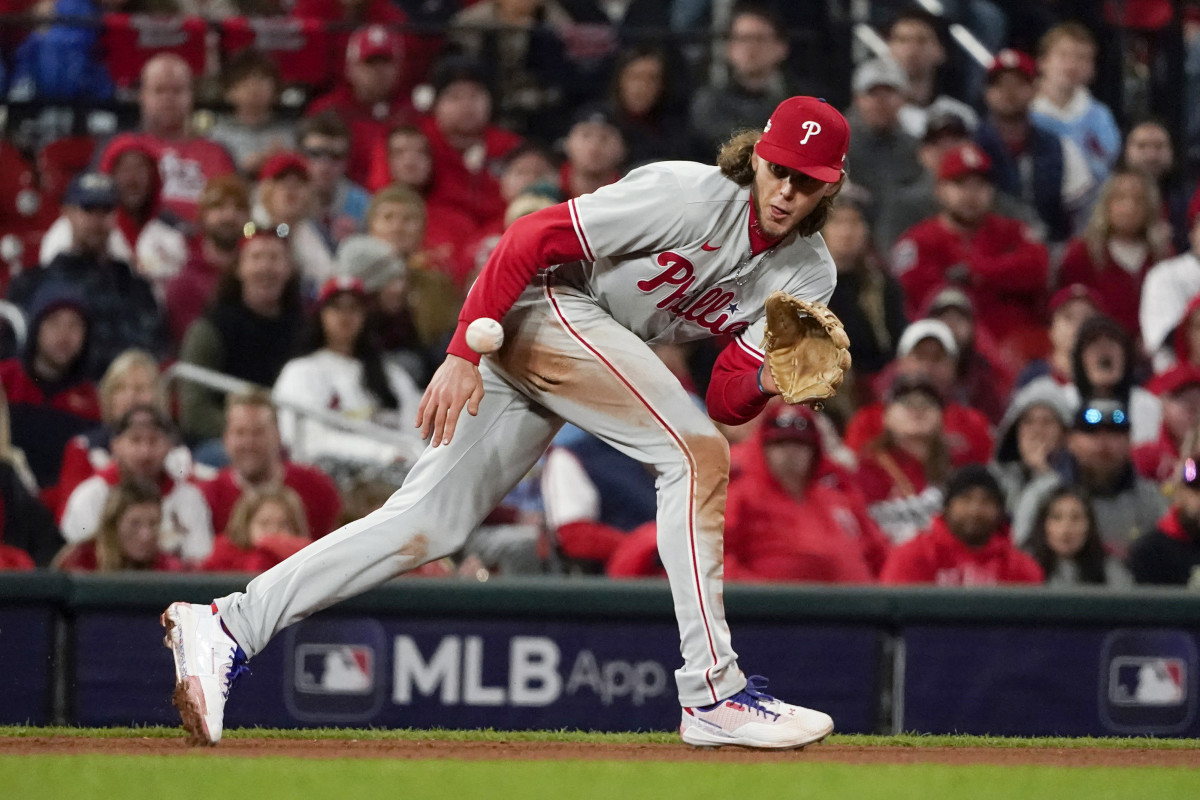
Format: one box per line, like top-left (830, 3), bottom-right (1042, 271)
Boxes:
top-left (757, 364), bottom-right (768, 395)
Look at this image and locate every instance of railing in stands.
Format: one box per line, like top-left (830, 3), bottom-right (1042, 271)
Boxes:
top-left (163, 360), bottom-right (426, 466)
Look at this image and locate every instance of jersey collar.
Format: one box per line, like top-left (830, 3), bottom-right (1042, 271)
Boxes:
top-left (747, 198), bottom-right (785, 256)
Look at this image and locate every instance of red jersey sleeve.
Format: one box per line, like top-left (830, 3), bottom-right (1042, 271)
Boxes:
top-left (878, 537), bottom-right (935, 584)
top-left (447, 203), bottom-right (588, 364)
top-left (705, 338), bottom-right (771, 425)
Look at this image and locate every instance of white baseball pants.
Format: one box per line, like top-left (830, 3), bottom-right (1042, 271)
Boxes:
top-left (215, 283), bottom-right (746, 707)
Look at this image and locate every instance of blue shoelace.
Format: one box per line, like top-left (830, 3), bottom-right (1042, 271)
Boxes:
top-left (700, 675), bottom-right (781, 720)
top-left (223, 645), bottom-right (251, 699)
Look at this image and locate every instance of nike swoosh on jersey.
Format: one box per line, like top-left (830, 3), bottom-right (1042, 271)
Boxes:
top-left (701, 241), bottom-right (721, 251)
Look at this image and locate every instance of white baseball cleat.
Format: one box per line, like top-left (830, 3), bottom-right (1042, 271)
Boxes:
top-left (161, 602), bottom-right (249, 746)
top-left (679, 676), bottom-right (835, 749)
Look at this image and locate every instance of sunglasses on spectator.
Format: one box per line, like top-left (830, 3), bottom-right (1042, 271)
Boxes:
top-left (242, 221), bottom-right (291, 241)
top-left (303, 146), bottom-right (348, 161)
top-left (770, 414), bottom-right (811, 432)
top-left (1076, 405), bottom-right (1129, 430)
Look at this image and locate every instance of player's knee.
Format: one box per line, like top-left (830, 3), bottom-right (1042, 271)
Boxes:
top-left (687, 429), bottom-right (730, 476)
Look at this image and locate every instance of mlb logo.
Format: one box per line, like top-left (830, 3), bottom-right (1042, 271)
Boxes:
top-left (1109, 657), bottom-right (1186, 706)
top-left (295, 644), bottom-right (375, 695)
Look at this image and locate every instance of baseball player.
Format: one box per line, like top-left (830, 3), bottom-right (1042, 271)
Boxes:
top-left (163, 96), bottom-right (850, 749)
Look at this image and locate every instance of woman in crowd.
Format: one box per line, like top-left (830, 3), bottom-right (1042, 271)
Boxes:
top-left (608, 46), bottom-right (691, 166)
top-left (203, 486), bottom-right (310, 574)
top-left (1025, 486), bottom-right (1133, 587)
top-left (53, 479), bottom-right (180, 572)
top-left (57, 349), bottom-right (192, 509)
top-left (1057, 168), bottom-right (1170, 339)
top-left (178, 226), bottom-right (304, 464)
top-left (272, 276), bottom-right (423, 469)
top-left (993, 381), bottom-right (1073, 514)
top-left (857, 374), bottom-right (952, 545)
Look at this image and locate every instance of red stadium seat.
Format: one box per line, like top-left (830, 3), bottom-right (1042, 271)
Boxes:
top-left (36, 135), bottom-right (96, 211)
top-left (220, 17), bottom-right (333, 89)
top-left (100, 14), bottom-right (209, 89)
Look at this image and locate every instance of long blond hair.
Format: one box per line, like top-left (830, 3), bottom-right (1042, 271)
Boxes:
top-left (716, 129), bottom-right (844, 239)
top-left (94, 479), bottom-right (163, 572)
top-left (225, 486), bottom-right (309, 550)
top-left (99, 349), bottom-right (165, 424)
top-left (1081, 168), bottom-right (1168, 265)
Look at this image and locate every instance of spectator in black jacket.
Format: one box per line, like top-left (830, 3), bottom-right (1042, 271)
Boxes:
top-left (9, 172), bottom-right (166, 378)
top-left (1129, 456), bottom-right (1200, 587)
top-left (0, 284), bottom-right (101, 488)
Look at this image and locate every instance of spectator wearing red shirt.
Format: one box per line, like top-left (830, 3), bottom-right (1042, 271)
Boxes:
top-left (306, 25), bottom-right (416, 188)
top-left (203, 485), bottom-right (311, 574)
top-left (1134, 366), bottom-right (1200, 482)
top-left (200, 390), bottom-right (342, 539)
top-left (53, 478), bottom-right (182, 573)
top-left (724, 402), bottom-right (890, 583)
top-left (164, 176), bottom-right (252, 347)
top-left (850, 319), bottom-right (994, 467)
top-left (419, 56), bottom-right (523, 231)
top-left (1057, 168), bottom-right (1171, 339)
top-left (136, 55), bottom-right (236, 225)
top-left (890, 142), bottom-right (1050, 361)
top-left (290, 0), bottom-right (438, 100)
top-left (0, 285), bottom-right (100, 489)
top-left (880, 464), bottom-right (1044, 585)
top-left (857, 373), bottom-right (953, 545)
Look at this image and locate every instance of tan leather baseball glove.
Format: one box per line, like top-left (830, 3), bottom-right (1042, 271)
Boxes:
top-left (761, 291), bottom-right (852, 407)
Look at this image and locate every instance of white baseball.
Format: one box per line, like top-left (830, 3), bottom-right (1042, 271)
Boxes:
top-left (465, 317), bottom-right (505, 354)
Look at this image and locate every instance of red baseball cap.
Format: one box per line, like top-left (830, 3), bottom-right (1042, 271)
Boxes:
top-left (938, 142), bottom-right (992, 181)
top-left (317, 276), bottom-right (367, 306)
top-left (1146, 365), bottom-right (1200, 397)
top-left (1048, 283), bottom-right (1104, 316)
top-left (259, 152), bottom-right (309, 182)
top-left (760, 402), bottom-right (820, 447)
top-left (754, 97), bottom-right (849, 183)
top-left (988, 49), bottom-right (1037, 83)
top-left (347, 24), bottom-right (403, 64)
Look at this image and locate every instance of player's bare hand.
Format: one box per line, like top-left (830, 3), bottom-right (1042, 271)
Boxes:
top-left (759, 364), bottom-right (779, 395)
top-left (416, 355), bottom-right (484, 447)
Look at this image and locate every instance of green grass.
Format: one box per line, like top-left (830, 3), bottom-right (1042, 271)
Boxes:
top-left (0, 756), bottom-right (1196, 800)
top-left (2, 725), bottom-right (1199, 749)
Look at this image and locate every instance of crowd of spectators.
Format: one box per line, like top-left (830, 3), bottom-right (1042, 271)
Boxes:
top-left (1, 1), bottom-right (1200, 590)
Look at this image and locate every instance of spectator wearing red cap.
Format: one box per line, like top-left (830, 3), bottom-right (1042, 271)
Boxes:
top-left (272, 276), bottom-right (423, 469)
top-left (849, 318), bottom-right (993, 469)
top-left (845, 57), bottom-right (924, 211)
top-left (1014, 283), bottom-right (1102, 390)
top-left (891, 142), bottom-right (1050, 361)
top-left (290, 0), bottom-right (437, 102)
top-left (135, 54), bottom-right (236, 224)
top-left (1057, 168), bottom-right (1172, 339)
top-left (856, 373), bottom-right (953, 545)
top-left (164, 175), bottom-right (252, 348)
top-left (1140, 212), bottom-right (1200, 372)
top-left (723, 401), bottom-right (890, 583)
top-left (974, 49), bottom-right (1094, 244)
top-left (1134, 366), bottom-right (1200, 482)
top-left (880, 464), bottom-right (1044, 586)
top-left (306, 25), bottom-right (416, 188)
top-left (419, 55), bottom-right (524, 231)
top-left (253, 152), bottom-right (335, 291)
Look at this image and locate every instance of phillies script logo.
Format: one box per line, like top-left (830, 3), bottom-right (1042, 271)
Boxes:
top-left (636, 252), bottom-right (748, 335)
